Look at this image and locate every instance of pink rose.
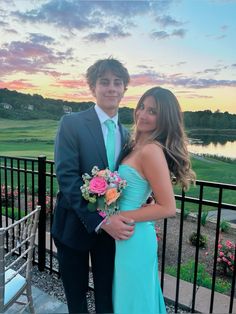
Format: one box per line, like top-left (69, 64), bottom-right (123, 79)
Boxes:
top-left (89, 177), bottom-right (107, 195)
top-left (226, 240), bottom-right (233, 248)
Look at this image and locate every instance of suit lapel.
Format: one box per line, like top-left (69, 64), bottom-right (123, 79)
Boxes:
top-left (84, 108), bottom-right (130, 170)
top-left (84, 108), bottom-right (108, 167)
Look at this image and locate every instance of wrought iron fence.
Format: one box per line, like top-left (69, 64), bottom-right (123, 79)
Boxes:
top-left (0, 155), bottom-right (235, 313)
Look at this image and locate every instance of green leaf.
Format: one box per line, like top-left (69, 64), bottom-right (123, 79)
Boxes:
top-left (109, 202), bottom-right (116, 210)
top-left (97, 197), bottom-right (105, 210)
top-left (87, 202), bottom-right (97, 212)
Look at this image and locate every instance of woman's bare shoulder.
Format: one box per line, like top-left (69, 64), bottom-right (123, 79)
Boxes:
top-left (140, 142), bottom-right (164, 158)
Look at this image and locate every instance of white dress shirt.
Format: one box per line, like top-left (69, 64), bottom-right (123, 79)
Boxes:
top-left (94, 104), bottom-right (121, 165)
top-left (94, 105), bottom-right (122, 231)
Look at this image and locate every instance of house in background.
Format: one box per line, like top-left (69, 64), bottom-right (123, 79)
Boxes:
top-left (63, 105), bottom-right (72, 114)
top-left (0, 103), bottom-right (13, 110)
top-left (21, 104), bottom-right (34, 111)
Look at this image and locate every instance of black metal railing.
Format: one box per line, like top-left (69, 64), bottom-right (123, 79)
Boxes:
top-left (0, 155), bottom-right (235, 313)
top-left (0, 155), bottom-right (57, 272)
top-left (173, 182), bottom-right (236, 313)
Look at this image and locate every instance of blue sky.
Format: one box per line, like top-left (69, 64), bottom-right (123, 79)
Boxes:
top-left (0, 0), bottom-right (235, 113)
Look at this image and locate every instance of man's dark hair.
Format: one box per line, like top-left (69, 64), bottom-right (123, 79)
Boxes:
top-left (86, 57), bottom-right (130, 90)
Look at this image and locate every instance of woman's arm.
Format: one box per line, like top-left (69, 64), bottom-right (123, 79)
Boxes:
top-left (121, 143), bottom-right (176, 222)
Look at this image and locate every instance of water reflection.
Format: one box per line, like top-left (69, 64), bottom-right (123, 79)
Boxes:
top-left (190, 135), bottom-right (236, 145)
top-left (188, 140), bottom-right (236, 159)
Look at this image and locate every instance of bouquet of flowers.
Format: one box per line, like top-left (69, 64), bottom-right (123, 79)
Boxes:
top-left (80, 166), bottom-right (127, 217)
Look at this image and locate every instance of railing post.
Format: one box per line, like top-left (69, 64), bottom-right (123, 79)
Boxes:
top-left (38, 155), bottom-right (46, 271)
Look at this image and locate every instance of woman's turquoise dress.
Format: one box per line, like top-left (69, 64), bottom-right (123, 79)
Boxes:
top-left (113, 164), bottom-right (166, 314)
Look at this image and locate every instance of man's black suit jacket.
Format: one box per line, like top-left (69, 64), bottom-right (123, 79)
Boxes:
top-left (52, 107), bottom-right (129, 250)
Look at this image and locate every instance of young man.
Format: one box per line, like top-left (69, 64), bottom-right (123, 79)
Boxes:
top-left (52, 58), bottom-right (135, 313)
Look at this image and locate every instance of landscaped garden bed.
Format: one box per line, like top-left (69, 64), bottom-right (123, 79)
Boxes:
top-left (157, 213), bottom-right (236, 296)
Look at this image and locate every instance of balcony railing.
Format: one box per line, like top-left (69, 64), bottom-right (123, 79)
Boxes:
top-left (0, 155), bottom-right (235, 313)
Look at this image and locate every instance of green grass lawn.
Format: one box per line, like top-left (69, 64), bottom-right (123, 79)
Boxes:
top-left (0, 119), bottom-right (236, 207)
top-left (191, 156), bottom-right (236, 185)
top-left (0, 118), bottom-right (59, 160)
top-left (175, 156), bottom-right (236, 213)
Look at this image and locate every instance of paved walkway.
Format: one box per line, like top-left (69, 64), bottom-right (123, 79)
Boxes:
top-left (5, 275), bottom-right (236, 314)
top-left (5, 286), bottom-right (68, 313)
top-left (208, 209), bottom-right (236, 224)
top-left (163, 273), bottom-right (236, 314)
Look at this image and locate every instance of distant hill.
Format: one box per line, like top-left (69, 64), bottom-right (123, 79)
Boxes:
top-left (0, 88), bottom-right (236, 129)
top-left (0, 88), bottom-right (93, 120)
top-left (0, 88), bottom-right (134, 124)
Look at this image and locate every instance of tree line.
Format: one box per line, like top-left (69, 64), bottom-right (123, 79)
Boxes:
top-left (0, 88), bottom-right (236, 129)
top-left (184, 110), bottom-right (236, 129)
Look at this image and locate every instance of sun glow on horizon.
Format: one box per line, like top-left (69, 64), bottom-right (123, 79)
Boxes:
top-left (0, 0), bottom-right (235, 113)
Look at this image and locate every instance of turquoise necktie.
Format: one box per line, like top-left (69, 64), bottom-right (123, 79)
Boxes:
top-left (104, 119), bottom-right (116, 171)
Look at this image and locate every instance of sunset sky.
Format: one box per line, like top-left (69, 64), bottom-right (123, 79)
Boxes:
top-left (0, 0), bottom-right (235, 113)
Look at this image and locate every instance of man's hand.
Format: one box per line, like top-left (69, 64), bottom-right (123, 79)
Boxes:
top-left (101, 215), bottom-right (135, 240)
top-left (146, 193), bottom-right (155, 205)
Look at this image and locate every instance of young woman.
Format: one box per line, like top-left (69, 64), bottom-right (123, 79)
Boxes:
top-left (113, 86), bottom-right (196, 314)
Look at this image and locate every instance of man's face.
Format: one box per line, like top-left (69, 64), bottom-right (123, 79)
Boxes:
top-left (91, 71), bottom-right (125, 115)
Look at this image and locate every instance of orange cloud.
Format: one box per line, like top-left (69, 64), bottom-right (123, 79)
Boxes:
top-left (45, 90), bottom-right (93, 102)
top-left (52, 79), bottom-right (87, 89)
top-left (0, 80), bottom-right (37, 90)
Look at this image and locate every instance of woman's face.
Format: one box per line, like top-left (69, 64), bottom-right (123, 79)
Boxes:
top-left (135, 96), bottom-right (158, 134)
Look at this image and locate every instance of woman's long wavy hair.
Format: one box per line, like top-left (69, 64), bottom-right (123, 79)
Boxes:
top-left (132, 86), bottom-right (196, 190)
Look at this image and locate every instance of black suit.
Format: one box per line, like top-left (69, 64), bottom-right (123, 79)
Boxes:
top-left (52, 107), bottom-right (129, 313)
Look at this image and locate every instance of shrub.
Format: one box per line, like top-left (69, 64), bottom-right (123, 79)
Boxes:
top-left (189, 232), bottom-right (208, 248)
top-left (1, 184), bottom-right (18, 198)
top-left (201, 211), bottom-right (208, 226)
top-left (217, 239), bottom-right (235, 276)
top-left (1, 185), bottom-right (19, 206)
top-left (220, 220), bottom-right (230, 233)
top-left (183, 208), bottom-right (191, 220)
top-left (27, 194), bottom-right (54, 214)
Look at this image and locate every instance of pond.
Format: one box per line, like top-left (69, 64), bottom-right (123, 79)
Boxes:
top-left (187, 133), bottom-right (236, 159)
